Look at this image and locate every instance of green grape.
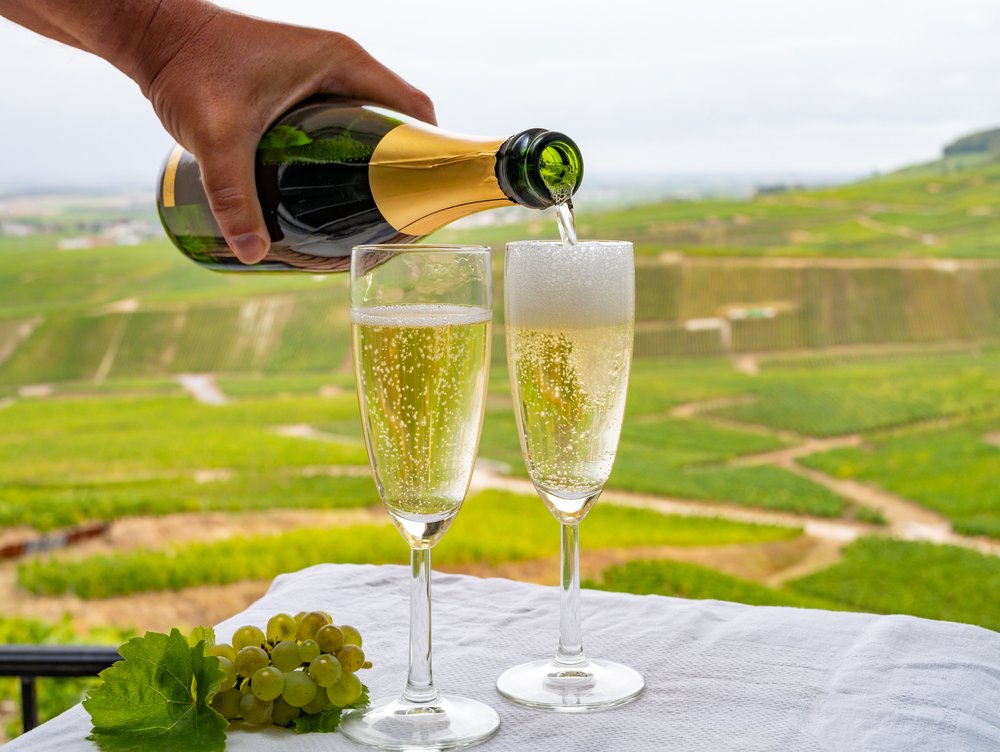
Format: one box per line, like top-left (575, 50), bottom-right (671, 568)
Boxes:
top-left (336, 644), bottom-right (365, 673)
top-left (318, 610), bottom-right (333, 623)
top-left (232, 625), bottom-right (266, 651)
top-left (326, 672), bottom-right (362, 707)
top-left (316, 624), bottom-right (344, 654)
top-left (302, 690), bottom-right (330, 715)
top-left (271, 640), bottom-right (302, 673)
top-left (295, 612), bottom-right (329, 641)
top-left (239, 693), bottom-right (273, 725)
top-left (266, 613), bottom-right (297, 642)
top-left (308, 653), bottom-right (343, 687)
top-left (234, 646), bottom-right (269, 678)
top-left (298, 639), bottom-right (321, 663)
top-left (239, 678), bottom-right (251, 695)
top-left (210, 688), bottom-right (242, 720)
top-left (340, 625), bottom-right (363, 647)
top-left (207, 643), bottom-right (236, 662)
top-left (293, 611), bottom-right (307, 624)
top-left (281, 670), bottom-right (318, 708)
top-left (251, 666), bottom-right (285, 702)
top-left (216, 656), bottom-right (238, 691)
top-left (362, 661), bottom-right (373, 669)
top-left (270, 696), bottom-right (301, 727)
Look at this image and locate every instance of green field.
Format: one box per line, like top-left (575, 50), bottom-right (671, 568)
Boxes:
top-left (589, 559), bottom-right (840, 610)
top-left (2, 146), bottom-right (1000, 738)
top-left (711, 349), bottom-right (1000, 437)
top-left (791, 537), bottom-right (1000, 631)
top-left (803, 419), bottom-right (1000, 538)
top-left (16, 490), bottom-right (798, 599)
top-left (435, 154), bottom-right (1000, 259)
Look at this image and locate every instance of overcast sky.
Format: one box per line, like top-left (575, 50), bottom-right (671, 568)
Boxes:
top-left (1, 0), bottom-right (998, 192)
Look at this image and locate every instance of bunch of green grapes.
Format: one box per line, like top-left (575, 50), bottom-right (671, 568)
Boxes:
top-left (208, 611), bottom-right (371, 727)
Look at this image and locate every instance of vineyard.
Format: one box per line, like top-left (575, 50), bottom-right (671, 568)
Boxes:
top-left (1, 150), bottom-right (999, 738)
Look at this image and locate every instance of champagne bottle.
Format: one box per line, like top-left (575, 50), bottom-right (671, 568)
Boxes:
top-left (156, 97), bottom-right (583, 272)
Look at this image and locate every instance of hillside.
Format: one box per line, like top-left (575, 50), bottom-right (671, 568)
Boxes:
top-left (0, 137), bottom-right (998, 742)
top-left (943, 126), bottom-right (1000, 158)
top-left (2, 146), bottom-right (1000, 387)
top-left (433, 150), bottom-right (1000, 258)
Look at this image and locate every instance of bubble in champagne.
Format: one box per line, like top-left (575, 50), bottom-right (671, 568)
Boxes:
top-left (504, 241), bottom-right (634, 520)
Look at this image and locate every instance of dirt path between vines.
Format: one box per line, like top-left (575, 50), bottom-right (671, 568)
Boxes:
top-left (662, 395), bottom-right (1000, 558)
top-left (0, 508), bottom-right (389, 632)
top-left (5, 402), bottom-right (997, 637)
top-left (470, 467), bottom-right (872, 546)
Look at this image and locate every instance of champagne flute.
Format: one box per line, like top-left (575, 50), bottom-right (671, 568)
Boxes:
top-left (496, 240), bottom-right (644, 711)
top-left (342, 245), bottom-right (499, 749)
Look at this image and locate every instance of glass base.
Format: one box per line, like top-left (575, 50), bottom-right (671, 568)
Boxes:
top-left (340, 693), bottom-right (500, 750)
top-left (496, 657), bottom-right (644, 712)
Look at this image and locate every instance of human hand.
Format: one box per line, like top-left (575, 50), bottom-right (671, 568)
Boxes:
top-left (134, 1), bottom-right (435, 263)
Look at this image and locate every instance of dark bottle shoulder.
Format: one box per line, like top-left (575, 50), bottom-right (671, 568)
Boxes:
top-left (258, 100), bottom-right (403, 166)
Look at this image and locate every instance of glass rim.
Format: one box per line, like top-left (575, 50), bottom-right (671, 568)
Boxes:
top-left (505, 240), bottom-right (632, 248)
top-left (352, 244), bottom-right (491, 255)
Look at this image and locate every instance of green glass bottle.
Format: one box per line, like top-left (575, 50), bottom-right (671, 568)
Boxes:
top-left (156, 97), bottom-right (583, 272)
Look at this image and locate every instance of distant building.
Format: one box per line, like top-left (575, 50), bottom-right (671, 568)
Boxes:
top-left (754, 183), bottom-right (806, 197)
top-left (0, 220), bottom-right (36, 237)
top-left (56, 220), bottom-right (157, 249)
top-left (57, 236), bottom-right (114, 250)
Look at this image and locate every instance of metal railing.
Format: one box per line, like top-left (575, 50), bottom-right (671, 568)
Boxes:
top-left (0, 645), bottom-right (120, 733)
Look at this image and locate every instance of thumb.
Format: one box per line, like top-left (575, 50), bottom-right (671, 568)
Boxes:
top-left (196, 143), bottom-right (269, 264)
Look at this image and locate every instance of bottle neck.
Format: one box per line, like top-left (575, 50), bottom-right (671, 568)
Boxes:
top-left (496, 129), bottom-right (584, 209)
top-left (369, 123), bottom-right (512, 236)
top-left (368, 123), bottom-right (585, 237)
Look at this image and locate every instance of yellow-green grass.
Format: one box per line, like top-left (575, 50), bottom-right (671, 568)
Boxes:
top-left (4, 264), bottom-right (999, 387)
top-left (0, 313), bottom-right (124, 383)
top-left (790, 537), bottom-right (1000, 632)
top-left (611, 418), bottom-right (851, 517)
top-left (710, 348), bottom-right (1000, 437)
top-left (588, 559), bottom-right (841, 610)
top-left (0, 394), bottom-right (368, 485)
top-left (0, 238), bottom-right (330, 317)
top-left (480, 360), bottom-right (859, 519)
top-left (0, 474), bottom-right (379, 532)
top-left (16, 490), bottom-right (800, 598)
top-left (802, 420), bottom-right (1000, 539)
top-left (216, 373), bottom-right (355, 398)
top-left (431, 157), bottom-right (1000, 259)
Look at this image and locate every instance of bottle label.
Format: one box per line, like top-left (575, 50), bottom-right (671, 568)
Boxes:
top-left (160, 145), bottom-right (185, 208)
top-left (369, 123), bottom-right (511, 234)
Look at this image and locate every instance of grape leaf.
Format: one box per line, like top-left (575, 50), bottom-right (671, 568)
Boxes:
top-left (292, 685), bottom-right (370, 734)
top-left (187, 625), bottom-right (215, 648)
top-left (84, 629), bottom-right (227, 752)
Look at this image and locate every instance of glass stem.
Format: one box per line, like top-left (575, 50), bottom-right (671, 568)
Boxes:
top-left (556, 522), bottom-right (586, 666)
top-left (403, 546), bottom-right (439, 705)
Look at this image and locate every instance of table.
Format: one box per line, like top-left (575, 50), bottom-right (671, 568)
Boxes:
top-left (7, 563), bottom-right (1000, 751)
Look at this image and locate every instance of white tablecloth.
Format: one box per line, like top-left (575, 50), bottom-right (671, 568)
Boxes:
top-left (7, 563), bottom-right (1000, 751)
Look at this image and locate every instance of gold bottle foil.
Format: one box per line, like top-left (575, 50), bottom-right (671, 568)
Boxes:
top-left (369, 123), bottom-right (512, 234)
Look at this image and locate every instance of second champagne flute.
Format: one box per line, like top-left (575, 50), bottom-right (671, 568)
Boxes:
top-left (496, 239), bottom-right (644, 711)
top-left (342, 245), bottom-right (499, 749)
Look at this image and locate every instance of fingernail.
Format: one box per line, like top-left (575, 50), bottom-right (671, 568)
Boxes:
top-left (231, 233), bottom-right (267, 264)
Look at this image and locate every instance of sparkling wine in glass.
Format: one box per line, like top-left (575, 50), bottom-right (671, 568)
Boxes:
top-left (496, 239), bottom-right (644, 711)
top-left (342, 245), bottom-right (499, 749)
